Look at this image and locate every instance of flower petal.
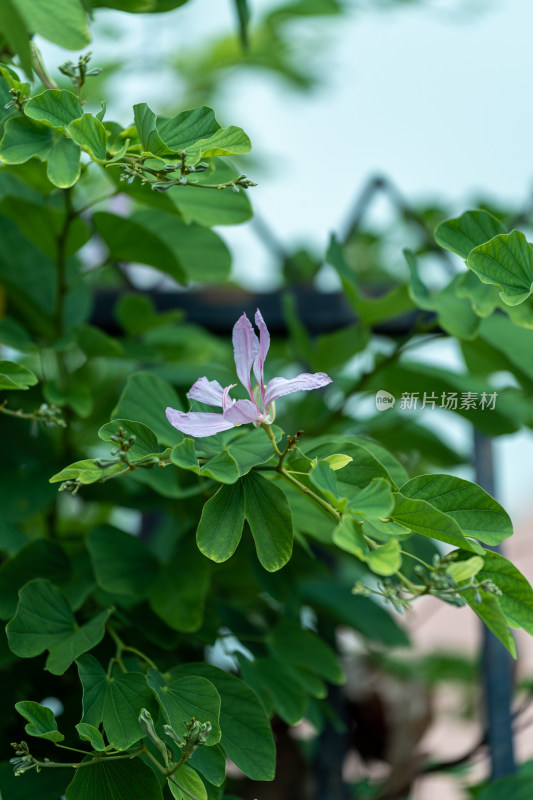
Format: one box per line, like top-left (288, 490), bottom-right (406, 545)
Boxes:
top-left (232, 312), bottom-right (260, 401)
top-left (187, 377), bottom-right (225, 407)
top-left (166, 407), bottom-right (235, 437)
top-left (253, 308), bottom-right (270, 407)
top-left (263, 372), bottom-right (332, 407)
top-left (222, 399), bottom-right (261, 425)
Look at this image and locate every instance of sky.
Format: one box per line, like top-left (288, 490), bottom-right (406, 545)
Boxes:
top-left (37, 0), bottom-right (533, 521)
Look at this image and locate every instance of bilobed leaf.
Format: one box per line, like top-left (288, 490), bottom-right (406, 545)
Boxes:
top-left (14, 0), bottom-right (90, 50)
top-left (391, 495), bottom-right (484, 554)
top-left (242, 471), bottom-right (293, 571)
top-left (0, 360), bottom-right (37, 389)
top-left (173, 662), bottom-right (276, 781)
top-left (168, 766), bottom-right (206, 800)
top-left (0, 116), bottom-right (55, 164)
top-left (133, 102), bottom-right (168, 155)
top-left (87, 526), bottom-right (160, 597)
top-left (309, 459), bottom-right (347, 509)
top-left (400, 474), bottom-right (513, 546)
top-left (147, 669), bottom-right (221, 744)
top-left (467, 230), bottom-right (533, 306)
top-left (171, 438), bottom-right (240, 484)
top-left (24, 90), bottom-right (83, 131)
top-left (435, 209), bottom-right (506, 258)
top-left (15, 700), bottom-right (64, 742)
top-left (365, 539), bottom-right (402, 576)
top-left (98, 419), bottom-right (160, 460)
top-left (6, 579), bottom-right (111, 674)
top-left (347, 477), bottom-right (395, 519)
top-left (67, 114), bottom-right (108, 161)
top-left (93, 211), bottom-right (187, 283)
top-left (196, 482), bottom-right (245, 563)
top-left (65, 754), bottom-right (163, 800)
top-left (77, 655), bottom-right (158, 750)
top-left (112, 371), bottom-right (183, 447)
top-left (332, 518), bottom-right (401, 576)
top-left (188, 743), bottom-right (226, 787)
top-left (446, 556), bottom-right (484, 584)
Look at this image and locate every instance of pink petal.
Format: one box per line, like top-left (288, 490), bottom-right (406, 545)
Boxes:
top-left (253, 308), bottom-right (270, 408)
top-left (166, 407), bottom-right (235, 437)
top-left (187, 377), bottom-right (225, 407)
top-left (263, 372), bottom-right (332, 407)
top-left (232, 312), bottom-right (260, 402)
top-left (222, 399), bottom-right (261, 425)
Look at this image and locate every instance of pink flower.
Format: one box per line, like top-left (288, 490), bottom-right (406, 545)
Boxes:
top-left (166, 309), bottom-right (332, 438)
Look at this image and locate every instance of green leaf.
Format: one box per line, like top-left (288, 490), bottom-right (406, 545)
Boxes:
top-left (133, 102), bottom-right (168, 155)
top-left (0, 539), bottom-right (70, 620)
top-left (98, 419), bottom-right (160, 460)
top-left (112, 371), bottom-right (183, 447)
top-left (467, 230), bottom-right (533, 306)
top-left (46, 136), bottom-right (81, 187)
top-left (171, 439), bottom-right (240, 484)
top-left (269, 622), bottom-right (344, 684)
top-left (188, 743), bottom-right (226, 787)
top-left (173, 663), bottom-right (276, 781)
top-left (196, 482), bottom-right (245, 563)
top-left (75, 723), bottom-right (109, 751)
top-left (391, 495), bottom-right (484, 554)
top-left (242, 471), bottom-right (293, 571)
top-left (65, 754), bottom-right (163, 800)
top-left (87, 526), bottom-right (160, 597)
top-left (49, 459), bottom-right (125, 486)
top-left (6, 579), bottom-right (111, 674)
top-left (477, 773), bottom-right (533, 800)
top-left (309, 459), bottom-right (346, 509)
top-left (0, 359), bottom-right (37, 389)
top-left (68, 113), bottom-right (108, 161)
top-left (434, 209), bottom-right (506, 258)
top-left (462, 588), bottom-right (516, 658)
top-left (399, 474), bottom-right (513, 546)
top-left (446, 556), bottom-right (484, 583)
top-left (365, 539), bottom-right (402, 576)
top-left (158, 106), bottom-right (250, 163)
top-left (346, 477), bottom-right (395, 519)
top-left (0, 115), bottom-right (55, 164)
top-left (149, 536), bottom-right (210, 632)
top-left (147, 669), bottom-right (221, 745)
top-left (14, 0), bottom-right (90, 50)
top-left (476, 551), bottom-right (533, 634)
top-left (15, 700), bottom-right (64, 742)
top-left (77, 654), bottom-right (158, 750)
top-left (168, 766), bottom-right (206, 800)
top-left (93, 211), bottom-right (187, 283)
top-left (24, 89), bottom-right (83, 131)
top-left (132, 209), bottom-right (231, 283)
top-left (0, 0), bottom-right (33, 79)
top-left (332, 517), bottom-right (402, 576)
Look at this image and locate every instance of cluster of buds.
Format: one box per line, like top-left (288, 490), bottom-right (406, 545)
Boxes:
top-left (59, 52), bottom-right (101, 93)
top-left (139, 709), bottom-right (211, 770)
top-left (94, 427), bottom-right (136, 469)
top-left (10, 742), bottom-right (39, 776)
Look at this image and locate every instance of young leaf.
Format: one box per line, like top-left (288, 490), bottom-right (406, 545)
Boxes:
top-left (15, 700), bottom-right (64, 742)
top-left (242, 471), bottom-right (293, 571)
top-left (462, 588), bottom-right (516, 658)
top-left (196, 481), bottom-right (245, 563)
top-left (67, 113), bottom-right (108, 162)
top-left (477, 550), bottom-right (533, 634)
top-left (168, 766), bottom-right (207, 800)
top-left (75, 723), bottom-right (109, 751)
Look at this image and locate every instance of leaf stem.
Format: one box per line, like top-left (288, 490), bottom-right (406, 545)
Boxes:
top-left (278, 467), bottom-right (341, 522)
